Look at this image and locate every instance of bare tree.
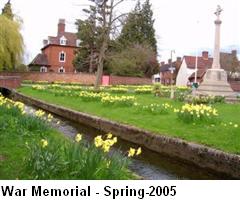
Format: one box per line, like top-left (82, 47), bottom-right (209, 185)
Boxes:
top-left (84, 0), bottom-right (128, 90)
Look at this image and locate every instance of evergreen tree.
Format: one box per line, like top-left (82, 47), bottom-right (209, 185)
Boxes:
top-left (74, 14), bottom-right (98, 73)
top-left (118, 0), bottom-right (157, 53)
top-left (2, 0), bottom-right (14, 20)
top-left (141, 0), bottom-right (157, 52)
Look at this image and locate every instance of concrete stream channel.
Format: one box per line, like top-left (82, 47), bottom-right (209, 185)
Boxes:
top-left (23, 105), bottom-right (219, 180)
top-left (5, 93), bottom-right (236, 180)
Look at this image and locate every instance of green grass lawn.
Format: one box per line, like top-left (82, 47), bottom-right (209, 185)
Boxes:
top-left (0, 105), bottom-right (66, 179)
top-left (18, 86), bottom-right (240, 155)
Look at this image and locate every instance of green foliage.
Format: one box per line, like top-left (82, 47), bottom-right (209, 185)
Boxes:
top-left (118, 0), bottom-right (157, 52)
top-left (25, 140), bottom-right (62, 179)
top-left (0, 95), bottom-right (133, 179)
top-left (0, 15), bottom-right (24, 70)
top-left (134, 103), bottom-right (171, 115)
top-left (185, 95), bottom-right (226, 104)
top-left (107, 44), bottom-right (159, 77)
top-left (73, 17), bottom-right (98, 73)
top-left (175, 104), bottom-right (219, 124)
top-left (15, 63), bottom-right (28, 71)
top-left (2, 0), bottom-right (14, 20)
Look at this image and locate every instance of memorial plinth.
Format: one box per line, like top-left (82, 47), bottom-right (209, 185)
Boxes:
top-left (196, 6), bottom-right (236, 99)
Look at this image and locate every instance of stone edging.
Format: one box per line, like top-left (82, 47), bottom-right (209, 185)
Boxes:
top-left (13, 91), bottom-right (240, 179)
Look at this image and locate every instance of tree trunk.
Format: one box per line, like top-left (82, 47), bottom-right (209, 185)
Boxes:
top-left (89, 48), bottom-right (94, 73)
top-left (94, 41), bottom-right (107, 90)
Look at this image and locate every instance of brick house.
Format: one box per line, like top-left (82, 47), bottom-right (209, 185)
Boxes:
top-left (29, 19), bottom-right (80, 73)
top-left (159, 57), bottom-right (182, 85)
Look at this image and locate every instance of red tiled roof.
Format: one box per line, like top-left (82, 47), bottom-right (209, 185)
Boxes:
top-left (184, 56), bottom-right (213, 70)
top-left (29, 53), bottom-right (49, 66)
top-left (45, 32), bottom-right (77, 49)
top-left (189, 69), bottom-right (206, 79)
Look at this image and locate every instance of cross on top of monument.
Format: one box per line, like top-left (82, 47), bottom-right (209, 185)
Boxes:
top-left (214, 5), bottom-right (223, 17)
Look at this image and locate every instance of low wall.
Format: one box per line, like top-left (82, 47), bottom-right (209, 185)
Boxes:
top-left (230, 81), bottom-right (240, 92)
top-left (0, 76), bottom-right (22, 89)
top-left (0, 72), bottom-right (152, 85)
top-left (13, 91), bottom-right (240, 179)
top-left (110, 75), bottom-right (152, 85)
top-left (0, 72), bottom-right (96, 85)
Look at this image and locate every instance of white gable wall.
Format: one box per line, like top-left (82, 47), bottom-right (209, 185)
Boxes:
top-left (176, 59), bottom-right (196, 86)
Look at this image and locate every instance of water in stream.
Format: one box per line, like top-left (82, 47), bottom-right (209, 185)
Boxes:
top-left (24, 105), bottom-right (225, 180)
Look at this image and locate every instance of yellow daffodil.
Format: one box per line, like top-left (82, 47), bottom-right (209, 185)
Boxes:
top-left (75, 134), bottom-right (82, 143)
top-left (113, 137), bottom-right (117, 144)
top-left (136, 147), bottom-right (142, 156)
top-left (107, 133), bottom-right (113, 139)
top-left (128, 148), bottom-right (136, 157)
top-left (94, 135), bottom-right (103, 147)
top-left (41, 139), bottom-right (48, 148)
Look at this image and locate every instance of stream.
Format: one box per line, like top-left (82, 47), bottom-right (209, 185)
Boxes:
top-left (24, 104), bottom-right (224, 180)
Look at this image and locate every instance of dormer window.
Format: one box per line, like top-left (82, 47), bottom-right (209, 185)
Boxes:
top-left (60, 36), bottom-right (67, 45)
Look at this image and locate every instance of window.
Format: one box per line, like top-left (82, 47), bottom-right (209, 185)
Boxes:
top-left (58, 67), bottom-right (65, 73)
top-left (40, 66), bottom-right (47, 73)
top-left (59, 51), bottom-right (66, 62)
top-left (76, 39), bottom-right (81, 47)
top-left (60, 36), bottom-right (67, 45)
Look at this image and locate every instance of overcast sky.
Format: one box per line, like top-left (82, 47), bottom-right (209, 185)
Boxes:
top-left (1, 0), bottom-right (239, 63)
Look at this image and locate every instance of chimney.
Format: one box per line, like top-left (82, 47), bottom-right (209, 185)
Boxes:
top-left (176, 57), bottom-right (181, 62)
top-left (231, 50), bottom-right (237, 56)
top-left (202, 51), bottom-right (209, 60)
top-left (161, 61), bottom-right (165, 66)
top-left (58, 19), bottom-right (65, 35)
top-left (43, 39), bottom-right (48, 46)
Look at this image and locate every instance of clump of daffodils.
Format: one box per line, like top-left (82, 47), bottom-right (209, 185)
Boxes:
top-left (40, 139), bottom-right (48, 148)
top-left (108, 87), bottom-right (128, 94)
top-left (13, 101), bottom-right (25, 113)
top-left (35, 109), bottom-right (45, 118)
top-left (0, 95), bottom-right (26, 114)
top-left (94, 133), bottom-right (118, 153)
top-left (174, 103), bottom-right (219, 123)
top-left (134, 87), bottom-right (152, 94)
top-left (32, 85), bottom-right (46, 91)
top-left (128, 147), bottom-right (142, 157)
top-left (79, 91), bottom-right (110, 102)
top-left (139, 103), bottom-right (172, 114)
top-left (101, 95), bottom-right (136, 106)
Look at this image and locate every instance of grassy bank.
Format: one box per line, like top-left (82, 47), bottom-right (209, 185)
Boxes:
top-left (18, 86), bottom-right (240, 155)
top-left (0, 95), bottom-right (135, 180)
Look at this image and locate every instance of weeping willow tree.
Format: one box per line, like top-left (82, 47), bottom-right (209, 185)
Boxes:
top-left (0, 2), bottom-right (24, 71)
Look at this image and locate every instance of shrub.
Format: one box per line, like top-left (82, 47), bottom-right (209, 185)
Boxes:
top-left (153, 83), bottom-right (162, 96)
top-left (185, 95), bottom-right (225, 104)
